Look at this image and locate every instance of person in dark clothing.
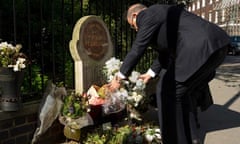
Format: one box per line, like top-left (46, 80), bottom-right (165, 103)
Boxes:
top-left (109, 3), bottom-right (230, 144)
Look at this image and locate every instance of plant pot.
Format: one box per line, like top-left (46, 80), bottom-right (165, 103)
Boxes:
top-left (0, 67), bottom-right (24, 111)
top-left (63, 125), bottom-right (81, 141)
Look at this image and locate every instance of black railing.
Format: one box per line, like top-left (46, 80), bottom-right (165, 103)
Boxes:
top-left (0, 0), bottom-right (171, 102)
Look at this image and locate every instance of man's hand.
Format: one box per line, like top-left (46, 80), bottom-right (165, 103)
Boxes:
top-left (138, 73), bottom-right (151, 84)
top-left (108, 76), bottom-right (121, 92)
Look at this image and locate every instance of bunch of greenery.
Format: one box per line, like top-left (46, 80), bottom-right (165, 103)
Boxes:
top-left (82, 124), bottom-right (161, 144)
top-left (61, 91), bottom-right (90, 119)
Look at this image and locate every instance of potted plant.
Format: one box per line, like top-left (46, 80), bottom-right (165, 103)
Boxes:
top-left (0, 41), bottom-right (29, 111)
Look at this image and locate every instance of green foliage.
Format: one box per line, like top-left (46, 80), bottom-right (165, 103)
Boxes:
top-left (21, 64), bottom-right (48, 95)
top-left (62, 92), bottom-right (89, 119)
top-left (82, 125), bottom-right (131, 144)
top-left (64, 59), bottom-right (74, 88)
top-left (81, 123), bottom-right (161, 144)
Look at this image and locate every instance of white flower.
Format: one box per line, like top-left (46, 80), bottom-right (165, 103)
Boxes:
top-left (155, 128), bottom-right (161, 133)
top-left (104, 57), bottom-right (122, 82)
top-left (144, 128), bottom-right (162, 142)
top-left (19, 63), bottom-right (26, 69)
top-left (154, 128), bottom-right (162, 139)
top-left (130, 111), bottom-right (142, 121)
top-left (129, 71), bottom-right (140, 83)
top-left (0, 41), bottom-right (27, 72)
top-left (103, 57), bottom-right (147, 115)
top-left (127, 92), bottom-right (143, 107)
top-left (0, 42), bottom-right (15, 50)
top-left (106, 75), bottom-right (113, 82)
top-left (17, 58), bottom-right (26, 69)
top-left (105, 57), bottom-right (121, 73)
top-left (8, 57), bottom-right (27, 72)
top-left (13, 65), bottom-right (19, 72)
top-left (133, 79), bottom-right (145, 91)
top-left (118, 88), bottom-right (129, 99)
top-left (111, 88), bottom-right (128, 101)
top-left (18, 57), bottom-right (26, 63)
top-left (155, 133), bottom-right (162, 139)
top-left (0, 42), bottom-right (8, 48)
top-left (145, 134), bottom-right (154, 142)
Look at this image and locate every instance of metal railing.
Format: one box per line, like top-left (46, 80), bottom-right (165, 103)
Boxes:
top-left (0, 0), bottom-right (170, 102)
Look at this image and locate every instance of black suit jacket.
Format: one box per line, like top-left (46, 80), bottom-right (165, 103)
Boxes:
top-left (120, 4), bottom-right (230, 82)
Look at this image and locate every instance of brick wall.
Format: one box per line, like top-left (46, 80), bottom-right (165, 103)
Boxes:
top-left (0, 102), bottom-right (65, 144)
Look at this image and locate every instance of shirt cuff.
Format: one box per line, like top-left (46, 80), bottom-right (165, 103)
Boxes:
top-left (117, 72), bottom-right (126, 79)
top-left (147, 69), bottom-right (156, 78)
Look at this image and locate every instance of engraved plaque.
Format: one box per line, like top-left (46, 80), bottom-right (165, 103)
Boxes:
top-left (82, 21), bottom-right (108, 60)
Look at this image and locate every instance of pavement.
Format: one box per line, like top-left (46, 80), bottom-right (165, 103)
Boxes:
top-left (198, 56), bottom-right (240, 144)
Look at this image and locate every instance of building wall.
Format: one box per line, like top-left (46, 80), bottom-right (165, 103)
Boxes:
top-left (188, 0), bottom-right (240, 36)
top-left (0, 102), bottom-right (64, 144)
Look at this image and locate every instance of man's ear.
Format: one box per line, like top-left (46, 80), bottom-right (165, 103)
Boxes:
top-left (132, 13), bottom-right (137, 18)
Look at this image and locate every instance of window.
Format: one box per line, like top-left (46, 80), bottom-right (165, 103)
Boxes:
top-left (209, 13), bottom-right (212, 22)
top-left (209, 0), bottom-right (212, 4)
top-left (215, 11), bottom-right (218, 23)
top-left (222, 9), bottom-right (225, 22)
top-left (197, 0), bottom-right (200, 9)
top-left (202, 0), bottom-right (205, 7)
top-left (202, 12), bottom-right (205, 19)
top-left (192, 3), bottom-right (195, 11)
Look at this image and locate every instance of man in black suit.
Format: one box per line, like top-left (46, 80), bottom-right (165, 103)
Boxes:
top-left (109, 3), bottom-right (230, 144)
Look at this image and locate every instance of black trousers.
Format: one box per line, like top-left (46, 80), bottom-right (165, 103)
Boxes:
top-left (156, 46), bottom-right (228, 144)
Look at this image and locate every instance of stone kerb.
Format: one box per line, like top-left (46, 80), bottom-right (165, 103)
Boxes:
top-left (69, 15), bottom-right (113, 93)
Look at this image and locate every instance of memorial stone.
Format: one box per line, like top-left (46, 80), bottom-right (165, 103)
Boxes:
top-left (69, 15), bottom-right (113, 93)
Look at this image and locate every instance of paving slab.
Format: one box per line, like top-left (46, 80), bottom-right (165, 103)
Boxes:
top-left (198, 56), bottom-right (240, 144)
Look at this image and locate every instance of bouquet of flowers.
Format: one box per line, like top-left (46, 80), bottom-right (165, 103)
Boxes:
top-left (102, 57), bottom-right (146, 120)
top-left (61, 92), bottom-right (90, 119)
top-left (60, 92), bottom-right (93, 130)
top-left (0, 41), bottom-right (28, 72)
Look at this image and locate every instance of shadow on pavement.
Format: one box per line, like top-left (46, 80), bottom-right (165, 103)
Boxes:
top-left (198, 94), bottom-right (240, 142)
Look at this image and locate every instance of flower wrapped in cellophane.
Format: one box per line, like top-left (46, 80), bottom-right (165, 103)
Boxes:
top-left (87, 83), bottom-right (127, 115)
top-left (100, 57), bottom-right (146, 119)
